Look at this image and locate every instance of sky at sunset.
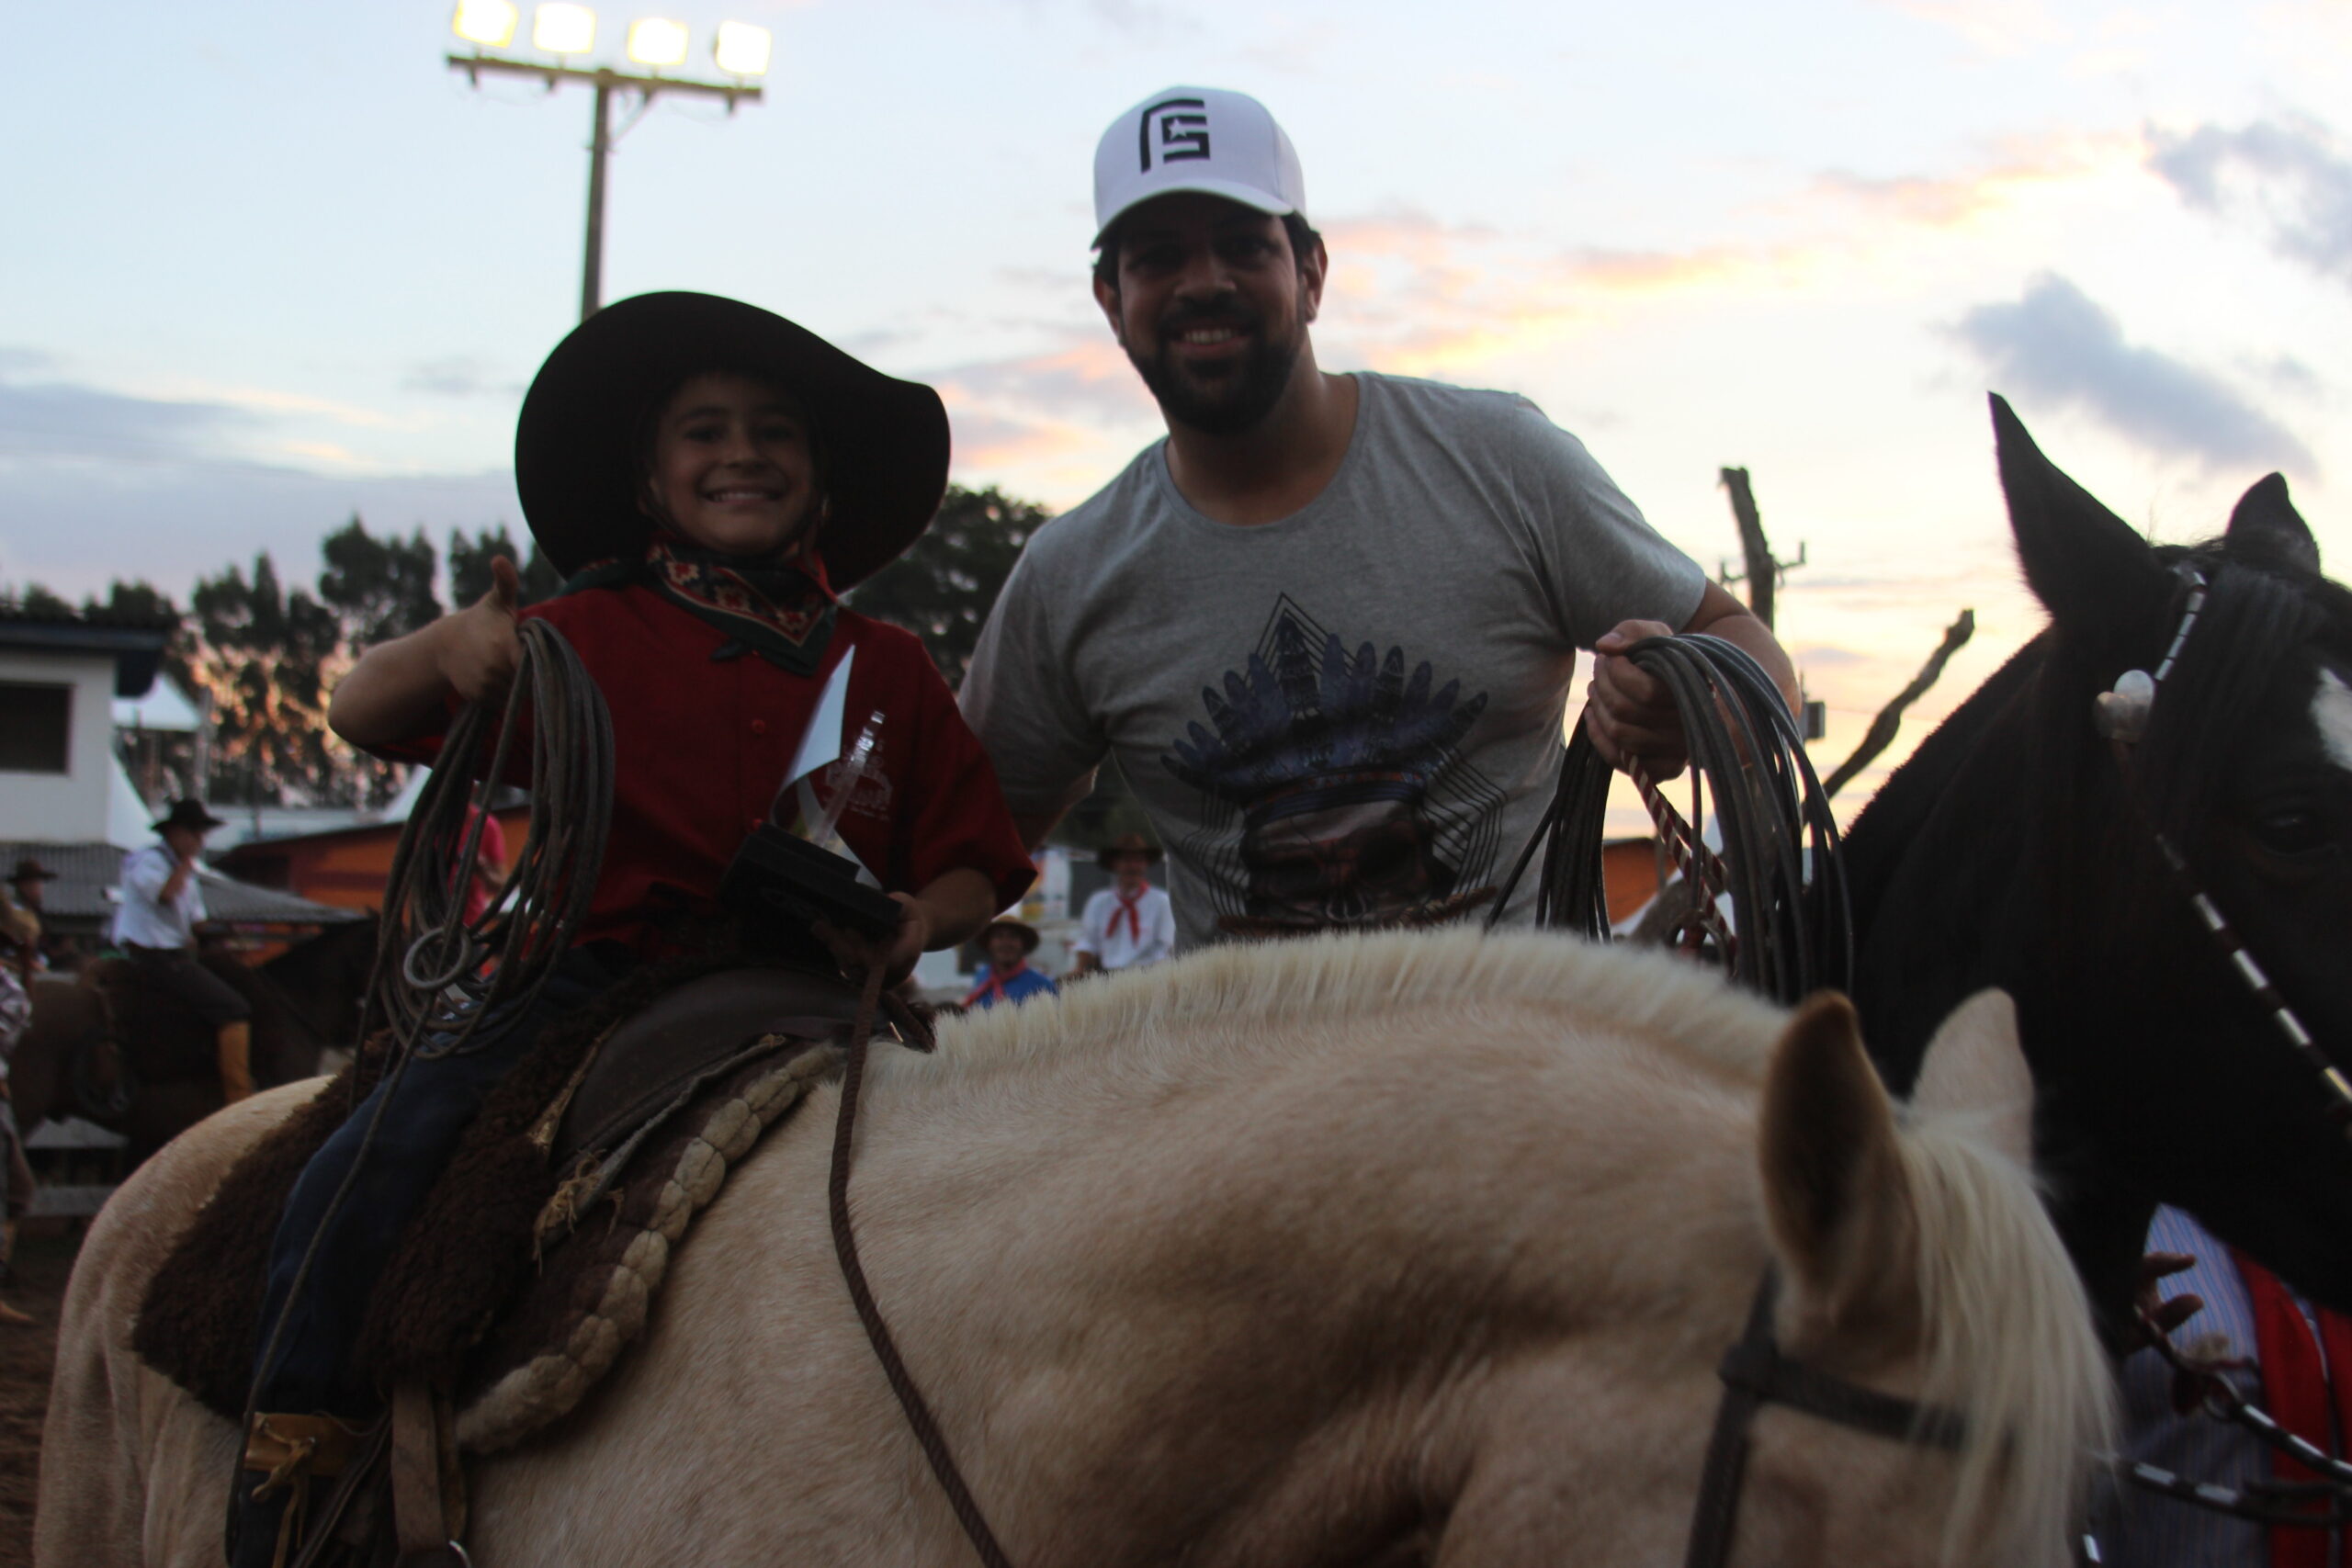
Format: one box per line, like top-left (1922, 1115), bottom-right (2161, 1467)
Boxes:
top-left (6, 0), bottom-right (2350, 808)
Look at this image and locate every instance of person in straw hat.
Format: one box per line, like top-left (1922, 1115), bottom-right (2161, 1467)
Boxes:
top-left (963, 917), bottom-right (1057, 1010)
top-left (231, 292), bottom-right (1035, 1566)
top-left (1071, 832), bottom-right (1174, 975)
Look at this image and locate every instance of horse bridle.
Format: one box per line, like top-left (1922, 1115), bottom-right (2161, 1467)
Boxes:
top-left (1683, 1269), bottom-right (1966, 1568)
top-left (2095, 566), bottom-right (2352, 1126)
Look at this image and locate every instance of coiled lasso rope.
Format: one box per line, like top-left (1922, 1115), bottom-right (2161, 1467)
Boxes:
top-left (235, 617), bottom-right (614, 1548)
top-left (1487, 633), bottom-right (1849, 1007)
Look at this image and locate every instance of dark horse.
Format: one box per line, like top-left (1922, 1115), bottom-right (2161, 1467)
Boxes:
top-left (11, 918), bottom-right (378, 1163)
top-left (1845, 396), bottom-right (2352, 1325)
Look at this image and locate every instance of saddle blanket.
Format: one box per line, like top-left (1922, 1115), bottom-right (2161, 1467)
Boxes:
top-left (132, 957), bottom-right (868, 1452)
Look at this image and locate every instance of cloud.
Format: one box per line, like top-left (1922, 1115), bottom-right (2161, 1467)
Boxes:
top-left (401, 357), bottom-right (514, 399)
top-left (1811, 131), bottom-right (2136, 229)
top-left (1874, 0), bottom-right (2065, 54)
top-left (2148, 115), bottom-right (2352, 287)
top-left (1790, 643), bottom-right (1874, 668)
top-left (0, 355), bottom-right (516, 595)
top-left (0, 358), bottom-right (254, 462)
top-left (1300, 134), bottom-right (2142, 378)
top-left (1951, 273), bottom-right (2315, 474)
top-left (932, 338), bottom-right (1153, 427)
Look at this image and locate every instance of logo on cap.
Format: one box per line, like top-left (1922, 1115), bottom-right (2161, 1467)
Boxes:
top-left (1139, 96), bottom-right (1211, 172)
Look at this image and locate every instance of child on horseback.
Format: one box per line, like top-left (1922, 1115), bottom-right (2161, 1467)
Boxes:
top-left (232, 292), bottom-right (1035, 1566)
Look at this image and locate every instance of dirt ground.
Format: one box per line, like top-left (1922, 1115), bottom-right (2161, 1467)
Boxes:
top-left (0, 1230), bottom-right (80, 1567)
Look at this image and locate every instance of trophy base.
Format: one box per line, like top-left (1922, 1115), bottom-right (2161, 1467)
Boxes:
top-left (719, 828), bottom-right (903, 942)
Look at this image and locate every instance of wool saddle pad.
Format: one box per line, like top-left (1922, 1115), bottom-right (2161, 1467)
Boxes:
top-left (133, 958), bottom-right (865, 1452)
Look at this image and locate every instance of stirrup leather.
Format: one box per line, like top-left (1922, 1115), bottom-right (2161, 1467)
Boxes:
top-left (242, 1413), bottom-right (366, 1568)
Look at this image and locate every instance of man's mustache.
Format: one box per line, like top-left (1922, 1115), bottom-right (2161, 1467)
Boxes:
top-left (1157, 300), bottom-right (1261, 334)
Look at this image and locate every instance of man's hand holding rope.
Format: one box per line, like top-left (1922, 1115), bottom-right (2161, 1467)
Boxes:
top-left (1585, 583), bottom-right (1801, 780)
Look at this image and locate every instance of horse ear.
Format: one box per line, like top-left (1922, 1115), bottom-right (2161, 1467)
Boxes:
top-left (1911, 988), bottom-right (2035, 1169)
top-left (1991, 394), bottom-right (2174, 639)
top-left (2225, 473), bottom-right (2322, 573)
top-left (1759, 991), bottom-right (1914, 1332)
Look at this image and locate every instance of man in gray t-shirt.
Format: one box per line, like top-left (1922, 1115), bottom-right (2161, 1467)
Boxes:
top-left (961, 86), bottom-right (1797, 949)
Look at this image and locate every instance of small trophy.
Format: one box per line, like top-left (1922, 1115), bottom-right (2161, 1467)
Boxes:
top-left (721, 685), bottom-right (904, 943)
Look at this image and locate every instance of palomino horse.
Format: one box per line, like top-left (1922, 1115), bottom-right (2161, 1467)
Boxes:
top-left (10, 920), bottom-right (377, 1164)
top-left (40, 931), bottom-right (2109, 1566)
top-left (1844, 399), bottom-right (2352, 1323)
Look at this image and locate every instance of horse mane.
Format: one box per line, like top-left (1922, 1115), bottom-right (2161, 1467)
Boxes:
top-left (1897, 1115), bottom-right (2113, 1565)
top-left (933, 927), bottom-right (1784, 1086)
top-left (1841, 638), bottom-right (2048, 942)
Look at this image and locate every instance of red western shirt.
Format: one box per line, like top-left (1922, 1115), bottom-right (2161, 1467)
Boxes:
top-left (387, 583), bottom-right (1035, 957)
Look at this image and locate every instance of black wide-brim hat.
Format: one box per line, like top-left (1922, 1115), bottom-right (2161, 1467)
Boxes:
top-left (514, 291), bottom-right (950, 587)
top-left (153, 798), bottom-right (226, 834)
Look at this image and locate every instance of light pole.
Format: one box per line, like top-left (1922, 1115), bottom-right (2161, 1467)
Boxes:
top-left (448, 4), bottom-right (772, 320)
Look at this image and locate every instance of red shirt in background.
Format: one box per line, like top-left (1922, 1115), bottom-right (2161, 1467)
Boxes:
top-left (388, 583), bottom-right (1035, 958)
top-left (460, 807), bottom-right (507, 925)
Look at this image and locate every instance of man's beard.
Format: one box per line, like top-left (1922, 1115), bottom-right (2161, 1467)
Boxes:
top-left (1127, 301), bottom-right (1302, 436)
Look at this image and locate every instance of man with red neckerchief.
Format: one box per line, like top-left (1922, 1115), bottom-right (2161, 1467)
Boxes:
top-left (1071, 833), bottom-right (1174, 976)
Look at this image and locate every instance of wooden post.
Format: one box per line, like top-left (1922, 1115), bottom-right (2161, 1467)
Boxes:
top-left (1720, 467), bottom-right (1776, 630)
top-left (1820, 609), bottom-right (1976, 798)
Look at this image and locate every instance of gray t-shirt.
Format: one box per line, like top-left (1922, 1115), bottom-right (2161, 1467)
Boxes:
top-left (961, 372), bottom-right (1706, 950)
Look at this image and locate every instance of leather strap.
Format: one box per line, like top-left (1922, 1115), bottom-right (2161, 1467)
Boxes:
top-left (831, 962), bottom-right (1014, 1568)
top-left (244, 1413), bottom-right (364, 1483)
top-left (1683, 1277), bottom-right (1777, 1568)
top-left (1684, 1271), bottom-right (1966, 1568)
top-left (390, 1382), bottom-right (463, 1566)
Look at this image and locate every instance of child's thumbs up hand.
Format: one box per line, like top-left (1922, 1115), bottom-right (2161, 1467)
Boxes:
top-left (440, 556), bottom-right (525, 704)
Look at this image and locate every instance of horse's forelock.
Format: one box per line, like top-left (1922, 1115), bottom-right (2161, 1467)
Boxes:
top-left (2139, 543), bottom-right (2347, 840)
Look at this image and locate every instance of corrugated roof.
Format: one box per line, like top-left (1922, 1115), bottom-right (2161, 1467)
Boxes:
top-left (0, 600), bottom-right (175, 631)
top-left (0, 840), bottom-right (364, 931)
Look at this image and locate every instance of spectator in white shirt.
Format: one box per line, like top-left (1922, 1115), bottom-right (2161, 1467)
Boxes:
top-left (112, 798), bottom-right (253, 1102)
top-left (1071, 833), bottom-right (1176, 975)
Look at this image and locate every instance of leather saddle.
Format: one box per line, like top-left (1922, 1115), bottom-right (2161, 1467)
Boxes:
top-left (550, 963), bottom-right (874, 1170)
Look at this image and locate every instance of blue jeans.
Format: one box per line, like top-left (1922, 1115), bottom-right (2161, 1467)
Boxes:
top-left (248, 949), bottom-right (623, 1417)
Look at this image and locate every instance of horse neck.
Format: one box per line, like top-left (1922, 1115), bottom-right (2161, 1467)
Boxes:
top-left (843, 994), bottom-right (1772, 1554)
top-left (1845, 640), bottom-right (2069, 1083)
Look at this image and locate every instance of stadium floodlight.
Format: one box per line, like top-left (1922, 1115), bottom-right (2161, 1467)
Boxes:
top-left (626, 17), bottom-right (691, 69)
top-left (447, 6), bottom-right (765, 321)
top-left (451, 0), bottom-right (520, 49)
top-left (532, 2), bottom-right (597, 55)
top-left (712, 20), bottom-right (773, 77)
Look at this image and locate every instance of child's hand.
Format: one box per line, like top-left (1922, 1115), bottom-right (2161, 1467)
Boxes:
top-left (877, 893), bottom-right (930, 985)
top-left (438, 556), bottom-right (525, 704)
top-left (815, 894), bottom-right (929, 988)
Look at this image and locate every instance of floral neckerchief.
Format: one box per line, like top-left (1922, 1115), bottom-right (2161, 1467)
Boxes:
top-left (564, 530), bottom-right (839, 676)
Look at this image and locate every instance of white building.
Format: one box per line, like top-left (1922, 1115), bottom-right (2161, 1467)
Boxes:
top-left (0, 603), bottom-right (172, 845)
top-left (0, 602), bottom-right (358, 939)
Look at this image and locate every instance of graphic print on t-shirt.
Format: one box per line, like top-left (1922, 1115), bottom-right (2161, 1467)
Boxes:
top-left (1160, 597), bottom-right (1503, 935)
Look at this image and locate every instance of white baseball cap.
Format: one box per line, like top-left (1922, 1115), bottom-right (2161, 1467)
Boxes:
top-left (1092, 86), bottom-right (1307, 247)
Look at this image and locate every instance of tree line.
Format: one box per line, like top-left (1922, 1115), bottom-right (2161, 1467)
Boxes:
top-left (17, 486), bottom-right (1054, 810)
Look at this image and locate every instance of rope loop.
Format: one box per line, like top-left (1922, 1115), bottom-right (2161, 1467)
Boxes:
top-left (1490, 633), bottom-right (1849, 1006)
